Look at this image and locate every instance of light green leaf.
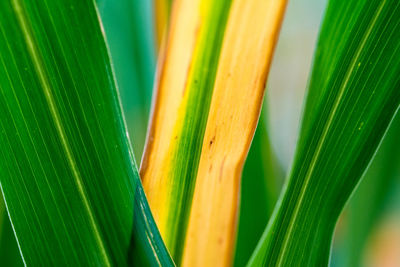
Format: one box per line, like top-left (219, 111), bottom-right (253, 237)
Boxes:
top-left (0, 0), bottom-right (173, 265)
top-left (249, 0), bottom-right (400, 265)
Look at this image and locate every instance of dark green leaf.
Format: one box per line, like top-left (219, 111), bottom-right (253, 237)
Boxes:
top-left (0, 195), bottom-right (23, 266)
top-left (0, 0), bottom-right (173, 265)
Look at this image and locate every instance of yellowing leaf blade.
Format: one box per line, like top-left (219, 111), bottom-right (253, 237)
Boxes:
top-left (183, 0), bottom-right (287, 265)
top-left (141, 0), bottom-right (286, 265)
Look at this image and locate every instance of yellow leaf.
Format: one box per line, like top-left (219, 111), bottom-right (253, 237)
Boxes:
top-left (182, 0), bottom-right (287, 265)
top-left (141, 0), bottom-right (286, 264)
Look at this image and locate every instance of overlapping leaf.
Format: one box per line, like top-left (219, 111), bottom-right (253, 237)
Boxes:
top-left (141, 0), bottom-right (286, 265)
top-left (154, 0), bottom-right (173, 48)
top-left (140, 0), bottom-right (233, 262)
top-left (0, 0), bottom-right (172, 265)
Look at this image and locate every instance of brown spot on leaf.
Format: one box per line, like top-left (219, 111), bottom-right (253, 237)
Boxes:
top-left (209, 135), bottom-right (216, 147)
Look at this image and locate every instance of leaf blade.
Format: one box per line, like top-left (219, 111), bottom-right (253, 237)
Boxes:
top-left (141, 0), bottom-right (286, 264)
top-left (183, 0), bottom-right (286, 265)
top-left (140, 0), bottom-right (233, 261)
top-left (0, 195), bottom-right (23, 266)
top-left (249, 0), bottom-right (400, 265)
top-left (0, 0), bottom-right (172, 265)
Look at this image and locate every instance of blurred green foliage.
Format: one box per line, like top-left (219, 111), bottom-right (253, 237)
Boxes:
top-left (234, 106), bottom-right (283, 267)
top-left (333, 112), bottom-right (400, 267)
top-left (98, 0), bottom-right (156, 160)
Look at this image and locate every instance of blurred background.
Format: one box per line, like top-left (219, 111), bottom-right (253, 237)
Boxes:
top-left (1, 0), bottom-right (399, 266)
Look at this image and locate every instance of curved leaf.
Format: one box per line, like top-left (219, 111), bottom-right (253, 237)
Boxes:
top-left (249, 0), bottom-right (400, 265)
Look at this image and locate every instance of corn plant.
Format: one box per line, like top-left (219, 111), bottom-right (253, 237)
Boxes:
top-left (0, 0), bottom-right (398, 266)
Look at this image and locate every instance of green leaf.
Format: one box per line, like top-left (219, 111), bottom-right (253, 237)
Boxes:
top-left (0, 0), bottom-right (173, 265)
top-left (0, 195), bottom-right (23, 266)
top-left (249, 0), bottom-right (400, 265)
